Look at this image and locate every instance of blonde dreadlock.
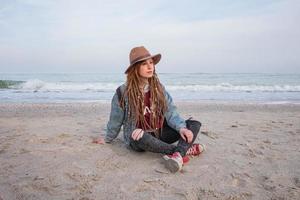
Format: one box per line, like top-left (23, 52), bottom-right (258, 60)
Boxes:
top-left (120, 62), bottom-right (167, 137)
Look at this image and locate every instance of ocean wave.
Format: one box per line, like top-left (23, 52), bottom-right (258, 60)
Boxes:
top-left (166, 83), bottom-right (300, 92)
top-left (2, 79), bottom-right (300, 93)
top-left (12, 79), bottom-right (121, 92)
top-left (0, 80), bottom-right (24, 89)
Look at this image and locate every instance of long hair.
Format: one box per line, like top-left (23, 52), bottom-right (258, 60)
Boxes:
top-left (120, 62), bottom-right (167, 136)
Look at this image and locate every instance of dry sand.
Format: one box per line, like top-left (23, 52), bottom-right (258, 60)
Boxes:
top-left (0, 102), bottom-right (300, 200)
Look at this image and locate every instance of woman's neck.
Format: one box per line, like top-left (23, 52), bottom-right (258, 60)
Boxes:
top-left (139, 78), bottom-right (149, 90)
top-left (139, 78), bottom-right (149, 88)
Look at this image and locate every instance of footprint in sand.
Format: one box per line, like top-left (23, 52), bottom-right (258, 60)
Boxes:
top-left (263, 139), bottom-right (271, 144)
top-left (58, 133), bottom-right (72, 138)
top-left (288, 131), bottom-right (296, 136)
top-left (200, 130), bottom-right (218, 139)
top-left (246, 148), bottom-right (263, 158)
top-left (293, 177), bottom-right (300, 188)
top-left (260, 175), bottom-right (276, 192)
top-left (19, 148), bottom-right (31, 154)
top-left (64, 172), bottom-right (102, 196)
top-left (143, 177), bottom-right (169, 189)
top-left (197, 188), bottom-right (224, 199)
top-left (230, 173), bottom-right (248, 187)
top-left (197, 188), bottom-right (252, 200)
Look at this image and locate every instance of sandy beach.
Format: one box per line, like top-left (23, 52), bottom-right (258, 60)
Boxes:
top-left (0, 102), bottom-right (300, 200)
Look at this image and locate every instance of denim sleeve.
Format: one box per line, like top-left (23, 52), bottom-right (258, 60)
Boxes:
top-left (164, 89), bottom-right (186, 132)
top-left (105, 92), bottom-right (124, 143)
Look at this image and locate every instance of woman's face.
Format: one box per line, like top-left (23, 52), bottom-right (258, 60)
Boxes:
top-left (138, 58), bottom-right (154, 78)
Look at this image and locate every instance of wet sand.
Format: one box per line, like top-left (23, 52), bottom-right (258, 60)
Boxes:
top-left (0, 102), bottom-right (300, 200)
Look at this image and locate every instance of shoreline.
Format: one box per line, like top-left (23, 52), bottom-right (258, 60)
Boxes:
top-left (1, 99), bottom-right (300, 104)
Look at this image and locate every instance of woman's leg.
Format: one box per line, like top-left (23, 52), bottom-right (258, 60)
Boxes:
top-left (129, 132), bottom-right (176, 155)
top-left (129, 119), bottom-right (181, 154)
top-left (129, 119), bottom-right (201, 156)
top-left (159, 119), bottom-right (201, 157)
top-left (176, 119), bottom-right (201, 156)
top-left (159, 119), bottom-right (181, 144)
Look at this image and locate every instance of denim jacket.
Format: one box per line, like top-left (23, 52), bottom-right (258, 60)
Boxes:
top-left (105, 83), bottom-right (186, 146)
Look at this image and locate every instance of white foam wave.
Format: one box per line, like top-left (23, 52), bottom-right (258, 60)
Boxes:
top-left (14, 80), bottom-right (300, 93)
top-left (166, 83), bottom-right (300, 92)
top-left (17, 79), bottom-right (120, 92)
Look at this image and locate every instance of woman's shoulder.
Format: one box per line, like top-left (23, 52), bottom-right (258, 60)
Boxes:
top-left (160, 82), bottom-right (166, 88)
top-left (159, 82), bottom-right (166, 92)
top-left (117, 83), bottom-right (127, 92)
top-left (115, 83), bottom-right (127, 100)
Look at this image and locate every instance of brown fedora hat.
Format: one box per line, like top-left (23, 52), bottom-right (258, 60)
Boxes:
top-left (125, 46), bottom-right (161, 74)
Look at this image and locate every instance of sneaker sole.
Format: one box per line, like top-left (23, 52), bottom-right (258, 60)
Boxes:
top-left (199, 144), bottom-right (206, 153)
top-left (187, 144), bottom-right (206, 156)
top-left (164, 158), bottom-right (181, 173)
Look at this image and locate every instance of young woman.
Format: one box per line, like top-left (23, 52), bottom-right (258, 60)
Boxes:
top-left (94, 46), bottom-right (205, 173)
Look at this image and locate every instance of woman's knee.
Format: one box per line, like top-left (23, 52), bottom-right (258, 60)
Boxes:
top-left (129, 132), bottom-right (151, 152)
top-left (129, 140), bottom-right (145, 152)
top-left (186, 119), bottom-right (201, 135)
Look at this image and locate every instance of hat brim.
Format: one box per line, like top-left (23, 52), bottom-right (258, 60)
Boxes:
top-left (125, 54), bottom-right (161, 74)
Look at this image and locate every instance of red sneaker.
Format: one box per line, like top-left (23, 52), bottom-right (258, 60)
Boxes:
top-left (163, 152), bottom-right (183, 173)
top-left (182, 156), bottom-right (190, 165)
top-left (186, 143), bottom-right (205, 156)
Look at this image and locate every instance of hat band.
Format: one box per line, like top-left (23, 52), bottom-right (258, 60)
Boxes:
top-left (130, 54), bottom-right (151, 65)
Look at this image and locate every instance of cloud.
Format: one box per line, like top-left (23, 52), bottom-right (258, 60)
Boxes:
top-left (0, 0), bottom-right (299, 73)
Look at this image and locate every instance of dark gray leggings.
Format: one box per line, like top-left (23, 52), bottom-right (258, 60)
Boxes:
top-left (129, 119), bottom-right (201, 157)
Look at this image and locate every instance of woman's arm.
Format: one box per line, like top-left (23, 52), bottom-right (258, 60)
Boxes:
top-left (164, 89), bottom-right (186, 132)
top-left (105, 91), bottom-right (125, 143)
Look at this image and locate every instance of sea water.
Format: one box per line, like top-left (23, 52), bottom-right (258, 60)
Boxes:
top-left (1, 73), bottom-right (300, 103)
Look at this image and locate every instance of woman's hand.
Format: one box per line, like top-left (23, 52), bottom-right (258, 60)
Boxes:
top-left (93, 137), bottom-right (105, 144)
top-left (131, 129), bottom-right (144, 141)
top-left (179, 128), bottom-right (193, 143)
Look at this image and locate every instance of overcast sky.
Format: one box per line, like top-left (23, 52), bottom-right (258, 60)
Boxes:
top-left (0, 0), bottom-right (299, 73)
